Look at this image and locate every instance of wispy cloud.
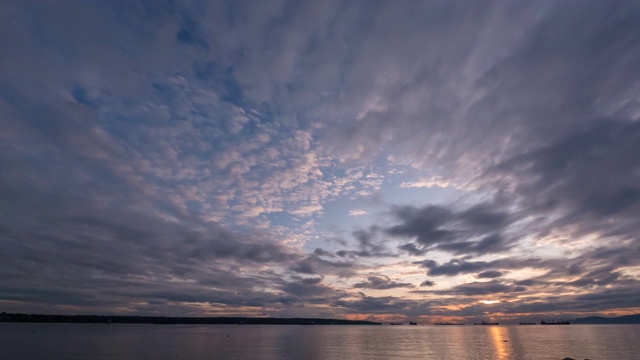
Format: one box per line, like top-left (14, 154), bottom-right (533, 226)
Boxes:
top-left (400, 177), bottom-right (452, 189)
top-left (348, 209), bottom-right (368, 217)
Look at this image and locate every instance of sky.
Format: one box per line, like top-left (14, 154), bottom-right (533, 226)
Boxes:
top-left (1, 0), bottom-right (639, 323)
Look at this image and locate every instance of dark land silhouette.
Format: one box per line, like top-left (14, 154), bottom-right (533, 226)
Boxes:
top-left (571, 314), bottom-right (640, 324)
top-left (2, 312), bottom-right (638, 325)
top-left (0, 312), bottom-right (380, 325)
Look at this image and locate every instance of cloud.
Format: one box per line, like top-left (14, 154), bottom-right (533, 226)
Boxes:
top-left (388, 201), bottom-right (514, 256)
top-left (353, 275), bottom-right (415, 290)
top-left (289, 255), bottom-right (355, 276)
top-left (417, 259), bottom-right (494, 277)
top-left (489, 120), bottom-right (640, 238)
top-left (1, 0), bottom-right (639, 319)
top-left (476, 270), bottom-right (504, 279)
top-left (349, 209), bottom-right (368, 217)
top-left (400, 176), bottom-right (452, 189)
top-left (419, 280), bottom-right (435, 287)
top-left (446, 281), bottom-right (527, 296)
top-left (281, 278), bottom-right (335, 298)
top-left (176, 14), bottom-right (210, 50)
top-left (335, 295), bottom-right (427, 315)
top-left (415, 258), bottom-right (544, 277)
top-left (312, 248), bottom-right (335, 258)
top-left (436, 234), bottom-right (509, 255)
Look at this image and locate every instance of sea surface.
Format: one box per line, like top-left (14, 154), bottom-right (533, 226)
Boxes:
top-left (1, 323), bottom-right (639, 360)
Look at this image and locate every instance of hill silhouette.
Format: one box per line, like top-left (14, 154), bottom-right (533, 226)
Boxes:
top-left (571, 314), bottom-right (640, 324)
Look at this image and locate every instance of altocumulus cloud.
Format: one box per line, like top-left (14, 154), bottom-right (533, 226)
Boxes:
top-left (0, 0), bottom-right (639, 320)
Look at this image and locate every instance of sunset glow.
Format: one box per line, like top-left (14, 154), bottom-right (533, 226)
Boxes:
top-left (480, 300), bottom-right (501, 305)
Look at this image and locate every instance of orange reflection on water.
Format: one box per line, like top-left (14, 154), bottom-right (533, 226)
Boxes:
top-left (488, 326), bottom-right (510, 359)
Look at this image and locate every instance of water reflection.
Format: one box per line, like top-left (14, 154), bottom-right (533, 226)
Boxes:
top-left (488, 326), bottom-right (510, 359)
top-left (2, 323), bottom-right (640, 360)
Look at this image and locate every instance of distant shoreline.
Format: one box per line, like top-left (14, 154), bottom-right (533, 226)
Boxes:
top-left (0, 313), bottom-right (381, 325)
top-left (2, 312), bottom-right (638, 325)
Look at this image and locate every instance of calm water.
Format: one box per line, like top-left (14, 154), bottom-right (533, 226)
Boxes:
top-left (1, 323), bottom-right (639, 360)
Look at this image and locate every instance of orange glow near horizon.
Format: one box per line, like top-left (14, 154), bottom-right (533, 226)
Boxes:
top-left (345, 313), bottom-right (402, 322)
top-left (480, 300), bottom-right (501, 305)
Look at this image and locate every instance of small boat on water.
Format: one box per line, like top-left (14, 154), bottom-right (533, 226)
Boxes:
top-left (409, 321), bottom-right (417, 325)
top-left (435, 322), bottom-right (465, 325)
top-left (540, 320), bottom-right (570, 325)
top-left (389, 322), bottom-right (403, 325)
top-left (519, 322), bottom-right (537, 325)
top-left (474, 321), bottom-right (499, 325)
